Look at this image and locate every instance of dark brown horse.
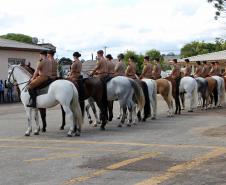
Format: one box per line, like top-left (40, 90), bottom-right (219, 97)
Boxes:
top-left (164, 76), bottom-right (181, 114)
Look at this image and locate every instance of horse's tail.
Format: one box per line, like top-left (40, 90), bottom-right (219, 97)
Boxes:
top-left (71, 85), bottom-right (83, 128)
top-left (141, 81), bottom-right (151, 119)
top-left (192, 80), bottom-right (198, 108)
top-left (220, 78), bottom-right (225, 105)
top-left (129, 79), bottom-right (145, 111)
top-left (213, 80), bottom-right (218, 106)
top-left (168, 81), bottom-right (173, 106)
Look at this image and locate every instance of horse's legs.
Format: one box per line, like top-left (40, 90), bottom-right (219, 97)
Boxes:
top-left (60, 105), bottom-right (66, 130)
top-left (25, 107), bottom-right (32, 136)
top-left (85, 103), bottom-right (92, 124)
top-left (127, 104), bottom-right (133, 127)
top-left (118, 104), bottom-right (127, 127)
top-left (149, 96), bottom-right (156, 120)
top-left (34, 109), bottom-right (40, 135)
top-left (108, 101), bottom-right (114, 122)
top-left (39, 108), bottom-right (47, 132)
top-left (163, 96), bottom-right (172, 117)
top-left (187, 92), bottom-right (193, 112)
top-left (180, 93), bottom-right (185, 110)
top-left (62, 105), bottom-right (75, 137)
top-left (95, 100), bottom-right (107, 130)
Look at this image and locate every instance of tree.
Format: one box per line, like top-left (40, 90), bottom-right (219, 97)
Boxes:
top-left (180, 40), bottom-right (226, 58)
top-left (207, 0), bottom-right (225, 19)
top-left (145, 49), bottom-right (161, 60)
top-left (124, 50), bottom-right (143, 74)
top-left (0, 33), bottom-right (33, 43)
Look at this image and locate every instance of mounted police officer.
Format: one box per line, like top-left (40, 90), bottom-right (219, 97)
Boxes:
top-left (194, 61), bottom-right (202, 78)
top-left (106, 54), bottom-right (115, 77)
top-left (27, 50), bottom-right (57, 108)
top-left (184, 59), bottom-right (192, 77)
top-left (140, 56), bottom-right (153, 79)
top-left (125, 56), bottom-right (137, 79)
top-left (114, 53), bottom-right (126, 76)
top-left (201, 61), bottom-right (211, 78)
top-left (152, 58), bottom-right (161, 80)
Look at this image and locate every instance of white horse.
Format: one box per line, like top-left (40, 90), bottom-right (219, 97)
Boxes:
top-left (7, 65), bottom-right (83, 137)
top-left (179, 76), bottom-right (198, 112)
top-left (211, 76), bottom-right (225, 106)
top-left (141, 79), bottom-right (157, 119)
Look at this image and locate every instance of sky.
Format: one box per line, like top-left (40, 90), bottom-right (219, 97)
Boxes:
top-left (0, 0), bottom-right (224, 60)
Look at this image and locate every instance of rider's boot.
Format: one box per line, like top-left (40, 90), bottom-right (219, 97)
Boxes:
top-left (27, 88), bottom-right (37, 108)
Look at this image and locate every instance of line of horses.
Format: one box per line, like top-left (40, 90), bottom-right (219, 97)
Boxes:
top-left (7, 65), bottom-right (226, 137)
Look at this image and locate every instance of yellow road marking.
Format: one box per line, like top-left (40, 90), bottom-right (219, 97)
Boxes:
top-left (135, 148), bottom-right (226, 185)
top-left (0, 145), bottom-right (80, 151)
top-left (24, 153), bottom-right (80, 163)
top-left (62, 152), bottom-right (159, 185)
top-left (0, 138), bottom-right (222, 149)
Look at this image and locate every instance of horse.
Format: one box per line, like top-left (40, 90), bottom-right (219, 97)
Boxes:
top-left (211, 76), bottom-right (225, 107)
top-left (205, 77), bottom-right (218, 107)
top-left (156, 79), bottom-right (173, 117)
top-left (164, 76), bottom-right (181, 114)
top-left (179, 76), bottom-right (198, 112)
top-left (195, 77), bottom-right (209, 109)
top-left (7, 65), bottom-right (83, 137)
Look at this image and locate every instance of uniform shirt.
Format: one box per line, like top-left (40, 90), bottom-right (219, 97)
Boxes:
top-left (107, 61), bottom-right (115, 75)
top-left (171, 64), bottom-right (180, 79)
top-left (35, 58), bottom-right (52, 77)
top-left (153, 63), bottom-right (161, 79)
top-left (125, 62), bottom-right (136, 79)
top-left (114, 61), bottom-right (126, 76)
top-left (184, 64), bottom-right (192, 76)
top-left (201, 65), bottom-right (211, 77)
top-left (141, 63), bottom-right (153, 79)
top-left (69, 59), bottom-right (82, 80)
top-left (209, 66), bottom-right (216, 76)
top-left (194, 65), bottom-right (202, 77)
top-left (215, 65), bottom-right (221, 76)
top-left (48, 58), bottom-right (58, 79)
top-left (93, 57), bottom-right (108, 77)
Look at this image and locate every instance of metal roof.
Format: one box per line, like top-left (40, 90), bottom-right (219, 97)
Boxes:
top-left (0, 38), bottom-right (49, 52)
top-left (179, 50), bottom-right (226, 62)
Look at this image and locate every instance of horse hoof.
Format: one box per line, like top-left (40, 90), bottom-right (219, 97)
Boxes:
top-left (142, 118), bottom-right (146, 122)
top-left (100, 126), bottom-right (105, 131)
top-left (93, 124), bottom-right (97, 127)
top-left (34, 132), bottom-right (39, 135)
top-left (60, 127), bottom-right (64, 130)
top-left (127, 124), bottom-right (131, 127)
top-left (75, 132), bottom-right (80, 137)
top-left (118, 124), bottom-right (122, 127)
top-left (67, 134), bottom-right (72, 137)
top-left (188, 110), bottom-right (193, 112)
top-left (25, 133), bottom-right (30, 137)
top-left (42, 128), bottom-right (46, 132)
top-left (151, 117), bottom-right (156, 120)
top-left (89, 120), bottom-right (93, 124)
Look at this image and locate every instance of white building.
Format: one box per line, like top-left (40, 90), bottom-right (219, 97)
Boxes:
top-left (0, 38), bottom-right (50, 80)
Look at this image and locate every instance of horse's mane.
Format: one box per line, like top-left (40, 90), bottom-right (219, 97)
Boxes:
top-left (18, 65), bottom-right (33, 77)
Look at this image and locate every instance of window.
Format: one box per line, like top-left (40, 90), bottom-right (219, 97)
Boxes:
top-left (8, 58), bottom-right (26, 66)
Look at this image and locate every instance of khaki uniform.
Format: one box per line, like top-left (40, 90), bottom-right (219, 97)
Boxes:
top-left (93, 57), bottom-right (108, 78)
top-left (184, 64), bottom-right (192, 76)
top-left (209, 66), bottom-right (216, 76)
top-left (201, 65), bottom-right (211, 78)
top-left (125, 62), bottom-right (137, 79)
top-left (29, 58), bottom-right (55, 89)
top-left (171, 64), bottom-right (180, 79)
top-left (140, 63), bottom-right (153, 79)
top-left (107, 61), bottom-right (115, 77)
top-left (215, 66), bottom-right (221, 76)
top-left (114, 61), bottom-right (126, 76)
top-left (69, 59), bottom-right (82, 81)
top-left (194, 65), bottom-right (202, 77)
top-left (152, 63), bottom-right (161, 80)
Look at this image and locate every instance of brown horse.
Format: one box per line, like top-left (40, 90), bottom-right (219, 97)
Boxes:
top-left (205, 77), bottom-right (218, 107)
top-left (164, 76), bottom-right (181, 114)
top-left (156, 79), bottom-right (174, 117)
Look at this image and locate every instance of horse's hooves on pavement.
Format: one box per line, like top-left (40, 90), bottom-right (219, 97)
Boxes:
top-left (34, 132), bottom-right (39, 135)
top-left (151, 117), bottom-right (156, 120)
top-left (127, 124), bottom-right (131, 127)
top-left (188, 110), bottom-right (193, 112)
top-left (100, 127), bottom-right (105, 131)
top-left (118, 124), bottom-right (122, 127)
top-left (42, 128), bottom-right (46, 132)
top-left (24, 133), bottom-right (30, 137)
top-left (60, 127), bottom-right (64, 130)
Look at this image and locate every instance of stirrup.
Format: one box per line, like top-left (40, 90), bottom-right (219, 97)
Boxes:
top-left (27, 99), bottom-right (36, 108)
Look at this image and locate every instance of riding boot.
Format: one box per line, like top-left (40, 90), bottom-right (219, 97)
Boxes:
top-left (27, 89), bottom-right (37, 108)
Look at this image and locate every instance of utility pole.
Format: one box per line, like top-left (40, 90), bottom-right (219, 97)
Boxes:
top-left (104, 46), bottom-right (107, 56)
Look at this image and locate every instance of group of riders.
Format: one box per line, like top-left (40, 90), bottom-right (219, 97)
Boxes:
top-left (26, 49), bottom-right (226, 109)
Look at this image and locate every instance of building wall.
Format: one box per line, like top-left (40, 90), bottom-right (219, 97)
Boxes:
top-left (0, 50), bottom-right (40, 80)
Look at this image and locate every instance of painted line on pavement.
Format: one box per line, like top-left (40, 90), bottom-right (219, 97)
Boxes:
top-left (135, 148), bottom-right (226, 185)
top-left (24, 153), bottom-right (80, 163)
top-left (62, 152), bottom-right (159, 185)
top-left (0, 138), bottom-right (222, 149)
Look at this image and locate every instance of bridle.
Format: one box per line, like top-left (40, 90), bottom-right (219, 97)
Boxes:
top-left (8, 66), bottom-right (31, 87)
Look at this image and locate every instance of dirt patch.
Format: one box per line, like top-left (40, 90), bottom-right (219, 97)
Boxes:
top-left (203, 125), bottom-right (226, 137)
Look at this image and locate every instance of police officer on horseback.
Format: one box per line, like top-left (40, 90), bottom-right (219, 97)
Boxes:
top-left (27, 50), bottom-right (57, 108)
top-left (140, 56), bottom-right (153, 79)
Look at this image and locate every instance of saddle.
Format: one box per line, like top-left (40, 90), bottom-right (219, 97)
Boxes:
top-left (35, 78), bottom-right (62, 96)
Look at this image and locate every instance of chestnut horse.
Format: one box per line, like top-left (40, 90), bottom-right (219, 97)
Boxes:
top-left (205, 77), bottom-right (218, 107)
top-left (156, 79), bottom-right (174, 117)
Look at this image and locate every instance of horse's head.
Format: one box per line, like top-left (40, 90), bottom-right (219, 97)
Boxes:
top-left (7, 65), bottom-right (17, 86)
